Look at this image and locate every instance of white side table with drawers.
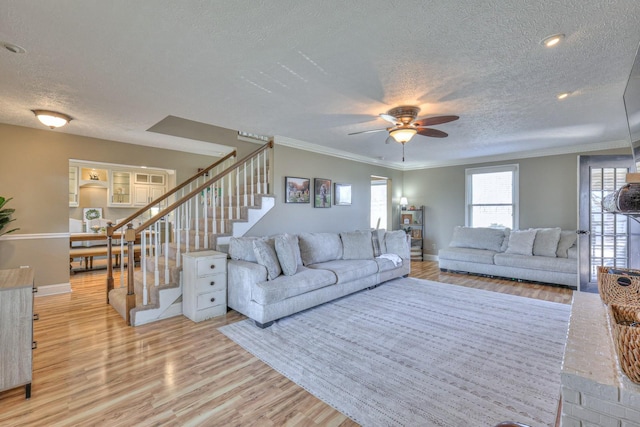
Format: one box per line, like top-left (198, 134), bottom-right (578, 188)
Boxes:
top-left (182, 250), bottom-right (227, 322)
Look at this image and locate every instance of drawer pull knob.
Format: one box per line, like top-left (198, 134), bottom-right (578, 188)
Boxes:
top-left (210, 281), bottom-right (215, 286)
top-left (210, 264), bottom-right (216, 269)
top-left (210, 297), bottom-right (216, 303)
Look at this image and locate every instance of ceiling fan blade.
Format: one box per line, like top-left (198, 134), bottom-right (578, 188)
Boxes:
top-left (417, 128), bottom-right (448, 138)
top-left (348, 128), bottom-right (388, 136)
top-left (379, 113), bottom-right (399, 125)
top-left (413, 115), bottom-right (459, 127)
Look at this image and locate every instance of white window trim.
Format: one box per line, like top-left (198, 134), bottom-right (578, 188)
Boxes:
top-left (465, 164), bottom-right (519, 229)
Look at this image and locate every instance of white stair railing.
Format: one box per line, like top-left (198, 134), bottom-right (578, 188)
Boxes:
top-left (106, 141), bottom-right (273, 325)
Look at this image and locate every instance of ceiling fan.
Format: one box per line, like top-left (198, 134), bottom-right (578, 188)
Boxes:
top-left (348, 106), bottom-right (459, 161)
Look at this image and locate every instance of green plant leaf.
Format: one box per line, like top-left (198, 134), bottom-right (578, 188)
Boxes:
top-left (0, 196), bottom-right (19, 236)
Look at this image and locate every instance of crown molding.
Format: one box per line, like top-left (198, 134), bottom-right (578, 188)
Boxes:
top-left (274, 135), bottom-right (631, 171)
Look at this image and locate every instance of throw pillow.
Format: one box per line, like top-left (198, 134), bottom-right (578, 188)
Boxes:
top-left (229, 236), bottom-right (266, 262)
top-left (556, 231), bottom-right (577, 258)
top-left (532, 227), bottom-right (561, 257)
top-left (371, 230), bottom-right (382, 257)
top-left (275, 233), bottom-right (300, 276)
top-left (505, 229), bottom-right (537, 256)
top-left (253, 239), bottom-right (282, 280)
top-left (500, 228), bottom-right (511, 252)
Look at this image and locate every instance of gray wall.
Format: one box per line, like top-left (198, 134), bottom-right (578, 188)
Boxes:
top-left (249, 144), bottom-right (403, 236)
top-left (403, 149), bottom-right (629, 257)
top-left (1, 119), bottom-right (630, 287)
top-left (0, 123), bottom-right (226, 287)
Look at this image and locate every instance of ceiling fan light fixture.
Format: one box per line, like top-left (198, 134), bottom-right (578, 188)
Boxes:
top-left (390, 128), bottom-right (417, 143)
top-left (32, 110), bottom-right (72, 129)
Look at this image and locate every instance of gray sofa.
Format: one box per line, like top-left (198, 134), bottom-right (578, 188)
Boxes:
top-left (227, 230), bottom-right (410, 327)
top-left (438, 226), bottom-right (577, 289)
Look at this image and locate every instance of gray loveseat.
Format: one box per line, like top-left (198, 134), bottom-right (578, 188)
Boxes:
top-left (227, 230), bottom-right (410, 327)
top-left (438, 226), bottom-right (577, 289)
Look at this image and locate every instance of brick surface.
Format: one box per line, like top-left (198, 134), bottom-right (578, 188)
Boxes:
top-left (562, 386), bottom-right (581, 404)
top-left (561, 291), bottom-right (640, 427)
top-left (583, 394), bottom-right (628, 418)
top-left (561, 414), bottom-right (582, 427)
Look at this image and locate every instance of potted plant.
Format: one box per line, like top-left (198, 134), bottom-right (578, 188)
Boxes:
top-left (0, 196), bottom-right (19, 237)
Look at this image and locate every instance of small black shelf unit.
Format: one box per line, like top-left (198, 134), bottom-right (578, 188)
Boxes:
top-left (400, 205), bottom-right (424, 261)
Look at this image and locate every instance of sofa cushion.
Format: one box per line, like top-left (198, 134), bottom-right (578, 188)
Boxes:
top-left (505, 229), bottom-right (537, 256)
top-left (253, 239), bottom-right (281, 280)
top-left (494, 253), bottom-right (576, 274)
top-left (308, 259), bottom-right (378, 284)
top-left (229, 236), bottom-right (265, 262)
top-left (449, 226), bottom-right (506, 252)
top-left (532, 227), bottom-right (561, 257)
top-left (341, 230), bottom-right (374, 260)
top-left (384, 230), bottom-right (410, 259)
top-left (438, 247), bottom-right (497, 264)
top-left (252, 265), bottom-right (337, 305)
top-left (557, 231), bottom-right (577, 258)
top-left (298, 232), bottom-right (343, 265)
top-left (275, 233), bottom-right (301, 276)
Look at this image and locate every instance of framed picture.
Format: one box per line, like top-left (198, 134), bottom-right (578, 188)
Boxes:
top-left (412, 229), bottom-right (422, 239)
top-left (334, 183), bottom-right (352, 206)
top-left (83, 207), bottom-right (103, 221)
top-left (314, 178), bottom-right (332, 208)
top-left (401, 214), bottom-right (412, 225)
top-left (285, 177), bottom-right (310, 203)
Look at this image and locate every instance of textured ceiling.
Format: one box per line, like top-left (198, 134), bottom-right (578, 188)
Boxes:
top-left (1, 1), bottom-right (639, 169)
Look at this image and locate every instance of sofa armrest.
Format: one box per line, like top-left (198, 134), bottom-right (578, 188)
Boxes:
top-left (227, 260), bottom-right (267, 316)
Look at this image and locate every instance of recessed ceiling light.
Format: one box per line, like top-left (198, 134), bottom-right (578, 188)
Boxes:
top-left (557, 92), bottom-right (571, 100)
top-left (542, 34), bottom-right (565, 48)
top-left (2, 42), bottom-right (26, 54)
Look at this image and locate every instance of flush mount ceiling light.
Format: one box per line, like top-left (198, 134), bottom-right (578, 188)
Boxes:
top-left (1, 42), bottom-right (26, 54)
top-left (542, 33), bottom-right (565, 48)
top-left (32, 110), bottom-right (72, 129)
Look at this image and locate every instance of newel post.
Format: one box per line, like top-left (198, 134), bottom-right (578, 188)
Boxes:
top-left (125, 223), bottom-right (137, 326)
top-left (106, 222), bottom-right (114, 304)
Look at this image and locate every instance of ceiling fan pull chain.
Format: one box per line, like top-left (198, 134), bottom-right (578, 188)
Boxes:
top-left (402, 143), bottom-right (405, 162)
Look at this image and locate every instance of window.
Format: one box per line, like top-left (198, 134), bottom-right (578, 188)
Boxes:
top-left (370, 177), bottom-right (388, 229)
top-left (465, 164), bottom-right (518, 229)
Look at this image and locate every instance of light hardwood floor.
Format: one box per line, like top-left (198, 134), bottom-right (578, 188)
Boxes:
top-left (0, 261), bottom-right (573, 426)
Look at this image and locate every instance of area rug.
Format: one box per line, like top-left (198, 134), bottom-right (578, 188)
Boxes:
top-left (219, 278), bottom-right (571, 426)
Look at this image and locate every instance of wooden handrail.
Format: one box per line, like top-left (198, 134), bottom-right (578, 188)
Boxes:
top-left (105, 140), bottom-right (273, 325)
top-left (108, 150), bottom-right (237, 236)
top-left (133, 140), bottom-right (272, 234)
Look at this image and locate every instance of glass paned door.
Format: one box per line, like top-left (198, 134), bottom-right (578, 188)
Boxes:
top-left (578, 155), bottom-right (634, 292)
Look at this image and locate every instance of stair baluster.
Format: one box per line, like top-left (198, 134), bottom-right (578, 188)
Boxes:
top-left (106, 141), bottom-right (273, 325)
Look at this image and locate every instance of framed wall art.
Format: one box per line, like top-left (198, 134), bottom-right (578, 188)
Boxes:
top-left (285, 176), bottom-right (310, 203)
top-left (314, 178), bottom-right (332, 208)
top-left (334, 183), bottom-right (352, 206)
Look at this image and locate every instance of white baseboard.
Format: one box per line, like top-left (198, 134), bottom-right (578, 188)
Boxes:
top-left (36, 283), bottom-right (72, 296)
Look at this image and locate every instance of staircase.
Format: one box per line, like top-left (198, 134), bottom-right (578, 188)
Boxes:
top-left (106, 141), bottom-right (274, 326)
